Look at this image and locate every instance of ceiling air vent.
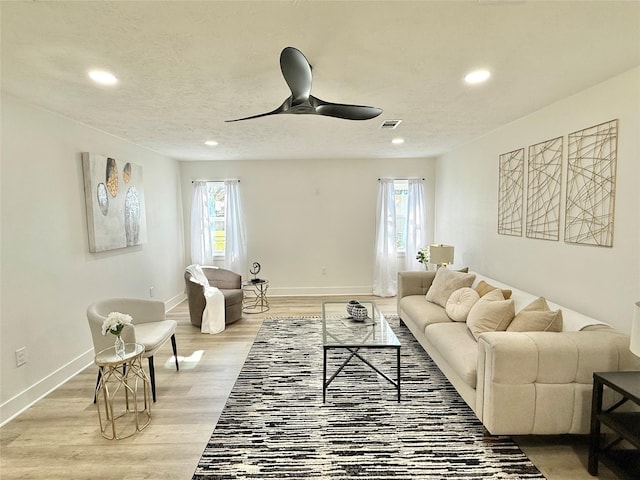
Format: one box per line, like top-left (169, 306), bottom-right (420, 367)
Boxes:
top-left (380, 119), bottom-right (402, 129)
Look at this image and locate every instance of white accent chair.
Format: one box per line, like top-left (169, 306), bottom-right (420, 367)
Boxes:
top-left (87, 298), bottom-right (179, 402)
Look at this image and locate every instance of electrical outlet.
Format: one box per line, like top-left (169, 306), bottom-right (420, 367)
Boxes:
top-left (149, 286), bottom-right (155, 298)
top-left (321, 267), bottom-right (327, 275)
top-left (15, 347), bottom-right (26, 367)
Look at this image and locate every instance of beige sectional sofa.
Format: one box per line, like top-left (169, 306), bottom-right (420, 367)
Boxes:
top-left (397, 269), bottom-right (640, 435)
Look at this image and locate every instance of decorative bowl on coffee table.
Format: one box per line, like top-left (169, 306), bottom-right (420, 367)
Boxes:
top-left (352, 304), bottom-right (368, 322)
top-left (346, 300), bottom-right (360, 317)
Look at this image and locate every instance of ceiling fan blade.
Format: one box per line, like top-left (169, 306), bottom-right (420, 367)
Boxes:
top-left (225, 100), bottom-right (288, 122)
top-left (310, 96), bottom-right (383, 120)
top-left (225, 111), bottom-right (278, 123)
top-left (280, 47), bottom-right (312, 104)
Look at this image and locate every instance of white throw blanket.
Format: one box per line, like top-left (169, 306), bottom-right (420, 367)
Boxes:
top-left (186, 264), bottom-right (226, 334)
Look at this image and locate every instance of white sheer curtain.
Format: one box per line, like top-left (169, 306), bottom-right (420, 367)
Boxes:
top-left (403, 178), bottom-right (427, 271)
top-left (190, 181), bottom-right (213, 265)
top-left (224, 180), bottom-right (247, 275)
top-left (373, 178), bottom-right (398, 297)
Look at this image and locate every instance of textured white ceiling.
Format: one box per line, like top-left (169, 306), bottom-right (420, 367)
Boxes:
top-left (2, 1), bottom-right (639, 161)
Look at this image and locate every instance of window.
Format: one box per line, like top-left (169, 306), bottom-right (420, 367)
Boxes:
top-left (206, 182), bottom-right (226, 255)
top-left (393, 179), bottom-right (409, 252)
top-left (191, 179), bottom-right (246, 270)
top-left (374, 177), bottom-right (426, 295)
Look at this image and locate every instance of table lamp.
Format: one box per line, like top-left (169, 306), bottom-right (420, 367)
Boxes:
top-left (429, 244), bottom-right (454, 269)
top-left (631, 301), bottom-right (640, 358)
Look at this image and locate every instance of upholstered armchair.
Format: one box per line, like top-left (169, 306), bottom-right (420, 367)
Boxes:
top-left (87, 298), bottom-right (179, 402)
top-left (184, 266), bottom-right (243, 327)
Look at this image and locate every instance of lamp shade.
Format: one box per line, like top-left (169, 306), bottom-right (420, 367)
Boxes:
top-left (429, 244), bottom-right (454, 265)
top-left (631, 301), bottom-right (640, 358)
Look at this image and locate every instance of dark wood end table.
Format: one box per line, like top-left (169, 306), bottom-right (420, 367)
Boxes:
top-left (588, 371), bottom-right (640, 479)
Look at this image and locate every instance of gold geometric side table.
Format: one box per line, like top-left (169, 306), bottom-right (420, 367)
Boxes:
top-left (242, 279), bottom-right (270, 313)
top-left (94, 343), bottom-right (151, 439)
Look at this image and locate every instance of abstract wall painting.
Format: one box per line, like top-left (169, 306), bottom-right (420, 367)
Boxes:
top-left (498, 148), bottom-right (524, 237)
top-left (526, 137), bottom-right (563, 241)
top-left (565, 120), bottom-right (618, 247)
top-left (82, 152), bottom-right (147, 252)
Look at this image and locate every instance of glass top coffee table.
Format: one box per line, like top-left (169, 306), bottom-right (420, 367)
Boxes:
top-left (322, 301), bottom-right (401, 402)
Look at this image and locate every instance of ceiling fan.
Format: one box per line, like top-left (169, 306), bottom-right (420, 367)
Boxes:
top-left (225, 47), bottom-right (383, 122)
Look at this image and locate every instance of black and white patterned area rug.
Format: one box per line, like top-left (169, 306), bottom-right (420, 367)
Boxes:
top-left (193, 316), bottom-right (544, 479)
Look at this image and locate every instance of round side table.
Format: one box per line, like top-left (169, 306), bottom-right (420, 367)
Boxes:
top-left (242, 279), bottom-right (270, 313)
top-left (94, 343), bottom-right (151, 439)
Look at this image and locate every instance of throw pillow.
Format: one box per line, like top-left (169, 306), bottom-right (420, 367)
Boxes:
top-left (466, 288), bottom-right (515, 340)
top-left (475, 280), bottom-right (513, 300)
top-left (507, 297), bottom-right (563, 332)
top-left (445, 287), bottom-right (480, 322)
top-left (425, 268), bottom-right (476, 308)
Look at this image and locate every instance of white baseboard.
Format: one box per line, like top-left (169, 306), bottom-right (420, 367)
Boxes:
top-left (267, 286), bottom-right (374, 297)
top-left (165, 292), bottom-right (186, 311)
top-left (0, 349), bottom-right (94, 427)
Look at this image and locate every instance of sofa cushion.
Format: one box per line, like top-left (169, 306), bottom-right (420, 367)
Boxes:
top-left (134, 319), bottom-right (177, 355)
top-left (471, 274), bottom-right (537, 313)
top-left (400, 295), bottom-right (450, 331)
top-left (426, 322), bottom-right (478, 388)
top-left (507, 297), bottom-right (563, 332)
top-left (445, 287), bottom-right (480, 322)
top-left (466, 289), bottom-right (515, 340)
top-left (426, 268), bottom-right (476, 308)
top-left (475, 280), bottom-right (512, 300)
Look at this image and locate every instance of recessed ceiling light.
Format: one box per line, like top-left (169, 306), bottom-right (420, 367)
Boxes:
top-left (204, 140), bottom-right (219, 146)
top-left (464, 69), bottom-right (491, 84)
top-left (392, 138), bottom-right (405, 145)
top-left (88, 70), bottom-right (118, 85)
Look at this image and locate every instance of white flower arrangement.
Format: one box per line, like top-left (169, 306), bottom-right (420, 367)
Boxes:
top-left (416, 246), bottom-right (430, 265)
top-left (101, 312), bottom-right (133, 336)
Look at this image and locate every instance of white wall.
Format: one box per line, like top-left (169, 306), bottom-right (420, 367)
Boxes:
top-left (0, 94), bottom-right (186, 424)
top-left (180, 157), bottom-right (436, 295)
top-left (435, 67), bottom-right (640, 333)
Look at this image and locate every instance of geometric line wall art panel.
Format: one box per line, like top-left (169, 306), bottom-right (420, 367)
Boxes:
top-left (82, 152), bottom-right (147, 252)
top-left (498, 148), bottom-right (524, 236)
top-left (526, 136), bottom-right (563, 241)
top-left (565, 119), bottom-right (618, 247)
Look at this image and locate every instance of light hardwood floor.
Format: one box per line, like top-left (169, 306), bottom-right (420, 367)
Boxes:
top-left (0, 296), bottom-right (614, 479)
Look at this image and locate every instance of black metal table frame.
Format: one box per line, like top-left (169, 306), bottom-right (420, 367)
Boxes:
top-left (588, 371), bottom-right (640, 478)
top-left (323, 339), bottom-right (401, 403)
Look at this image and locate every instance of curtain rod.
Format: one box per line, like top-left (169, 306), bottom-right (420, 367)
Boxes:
top-left (191, 179), bottom-right (240, 183)
top-left (378, 177), bottom-right (425, 181)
